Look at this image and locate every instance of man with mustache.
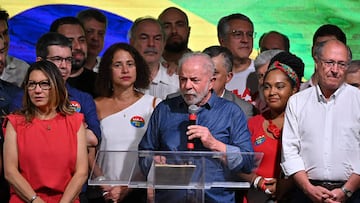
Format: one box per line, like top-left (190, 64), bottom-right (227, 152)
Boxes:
top-left (129, 17), bottom-right (179, 99)
top-left (158, 7), bottom-right (191, 74)
top-left (0, 9), bottom-right (29, 87)
top-left (77, 9), bottom-right (107, 73)
top-left (139, 52), bottom-right (253, 203)
top-left (50, 17), bottom-right (98, 98)
top-left (217, 13), bottom-right (256, 102)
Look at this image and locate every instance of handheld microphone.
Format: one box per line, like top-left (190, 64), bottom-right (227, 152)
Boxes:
top-left (187, 104), bottom-right (199, 150)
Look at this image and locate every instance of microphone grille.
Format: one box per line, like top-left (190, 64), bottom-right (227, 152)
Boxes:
top-left (188, 104), bottom-right (199, 114)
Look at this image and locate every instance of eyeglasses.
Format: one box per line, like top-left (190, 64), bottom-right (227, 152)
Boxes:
top-left (46, 56), bottom-right (73, 65)
top-left (319, 58), bottom-right (349, 70)
top-left (27, 80), bottom-right (51, 90)
top-left (229, 30), bottom-right (256, 39)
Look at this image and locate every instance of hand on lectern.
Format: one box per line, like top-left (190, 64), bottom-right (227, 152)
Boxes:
top-left (153, 155), bottom-right (167, 164)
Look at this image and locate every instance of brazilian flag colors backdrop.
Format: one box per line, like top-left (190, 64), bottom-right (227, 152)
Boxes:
top-left (2, 0), bottom-right (360, 80)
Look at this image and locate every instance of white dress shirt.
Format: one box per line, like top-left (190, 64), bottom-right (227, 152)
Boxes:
top-left (281, 83), bottom-right (360, 181)
top-left (225, 60), bottom-right (255, 97)
top-left (144, 63), bottom-right (179, 99)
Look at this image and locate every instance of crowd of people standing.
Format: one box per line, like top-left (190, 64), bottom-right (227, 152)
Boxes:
top-left (0, 5), bottom-right (359, 203)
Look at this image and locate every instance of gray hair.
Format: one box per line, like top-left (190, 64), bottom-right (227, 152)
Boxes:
top-left (203, 45), bottom-right (233, 73)
top-left (254, 49), bottom-right (283, 71)
top-left (313, 39), bottom-right (352, 62)
top-left (127, 16), bottom-right (166, 41)
top-left (346, 60), bottom-right (360, 74)
top-left (217, 13), bottom-right (253, 40)
top-left (178, 52), bottom-right (215, 76)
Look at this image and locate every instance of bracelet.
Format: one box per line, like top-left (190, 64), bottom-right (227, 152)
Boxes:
top-left (253, 176), bottom-right (262, 189)
top-left (29, 194), bottom-right (37, 202)
top-left (260, 181), bottom-right (266, 191)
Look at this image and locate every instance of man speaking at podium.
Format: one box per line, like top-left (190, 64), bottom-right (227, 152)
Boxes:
top-left (139, 52), bottom-right (254, 203)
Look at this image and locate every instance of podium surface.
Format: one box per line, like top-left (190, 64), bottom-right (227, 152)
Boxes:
top-left (89, 150), bottom-right (262, 203)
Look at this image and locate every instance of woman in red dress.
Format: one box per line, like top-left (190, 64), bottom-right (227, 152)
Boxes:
top-left (246, 61), bottom-right (300, 203)
top-left (3, 61), bottom-right (88, 203)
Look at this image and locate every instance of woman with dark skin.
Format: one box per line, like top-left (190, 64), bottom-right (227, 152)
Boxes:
top-left (246, 61), bottom-right (299, 203)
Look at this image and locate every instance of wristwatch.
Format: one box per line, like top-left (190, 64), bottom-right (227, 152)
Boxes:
top-left (341, 186), bottom-right (353, 198)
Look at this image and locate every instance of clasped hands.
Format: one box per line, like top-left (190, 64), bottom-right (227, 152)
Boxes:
top-left (304, 184), bottom-right (346, 203)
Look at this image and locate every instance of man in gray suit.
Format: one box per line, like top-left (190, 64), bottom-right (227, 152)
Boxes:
top-left (203, 45), bottom-right (254, 119)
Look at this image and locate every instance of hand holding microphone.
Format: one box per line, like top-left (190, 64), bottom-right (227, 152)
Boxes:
top-left (187, 104), bottom-right (199, 150)
top-left (187, 105), bottom-right (226, 152)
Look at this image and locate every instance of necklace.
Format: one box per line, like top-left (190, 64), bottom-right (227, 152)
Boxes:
top-left (41, 120), bottom-right (52, 131)
top-left (267, 119), bottom-right (282, 139)
top-left (36, 112), bottom-right (57, 131)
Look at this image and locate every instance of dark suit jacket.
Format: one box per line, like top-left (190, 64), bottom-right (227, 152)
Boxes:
top-left (223, 89), bottom-right (254, 119)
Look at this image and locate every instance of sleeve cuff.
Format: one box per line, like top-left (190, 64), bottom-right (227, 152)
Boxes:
top-left (226, 145), bottom-right (242, 170)
top-left (280, 157), bottom-right (305, 176)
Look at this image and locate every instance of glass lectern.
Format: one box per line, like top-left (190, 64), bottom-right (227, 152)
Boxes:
top-left (89, 150), bottom-right (263, 203)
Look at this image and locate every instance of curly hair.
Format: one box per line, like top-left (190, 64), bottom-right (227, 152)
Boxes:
top-left (95, 43), bottom-right (151, 97)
